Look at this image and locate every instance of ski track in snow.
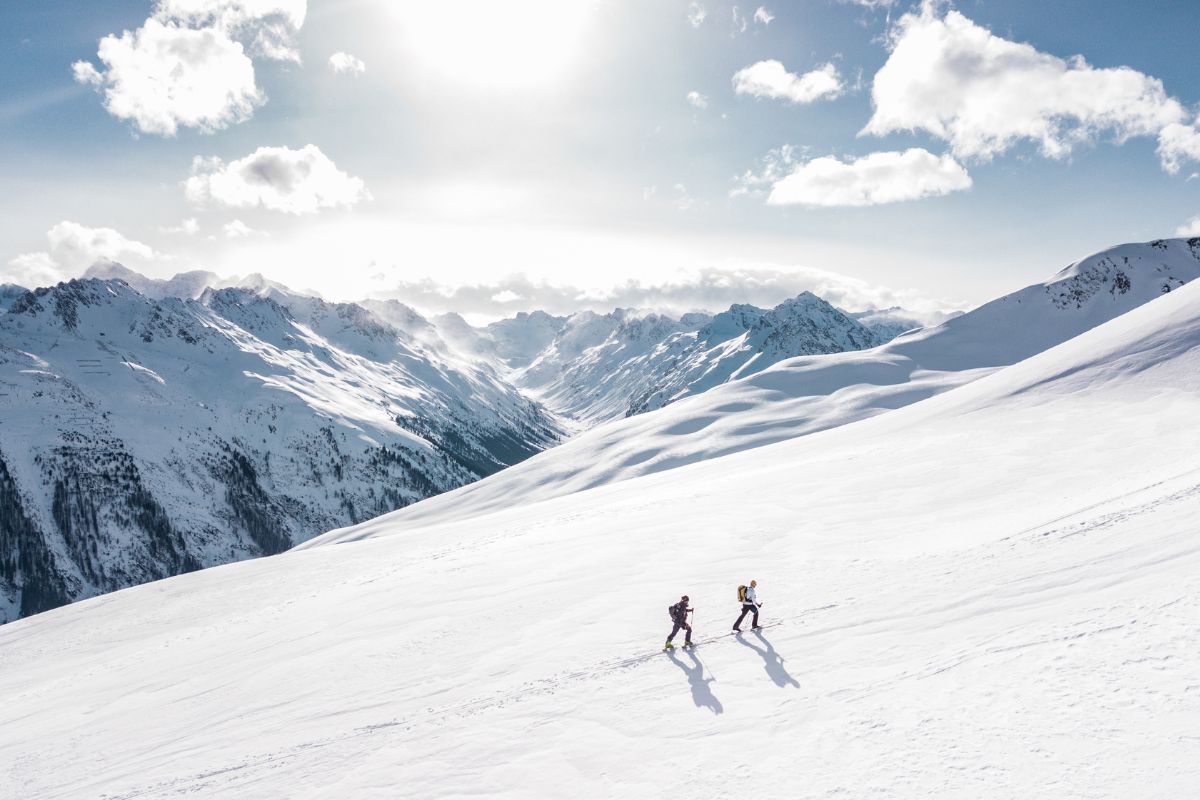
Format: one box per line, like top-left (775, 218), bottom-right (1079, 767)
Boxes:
top-left (96, 615), bottom-right (816, 799)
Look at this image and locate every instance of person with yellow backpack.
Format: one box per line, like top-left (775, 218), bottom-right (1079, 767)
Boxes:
top-left (732, 579), bottom-right (761, 632)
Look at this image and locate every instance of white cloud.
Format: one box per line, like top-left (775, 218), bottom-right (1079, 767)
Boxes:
top-left (864, 4), bottom-right (1188, 163)
top-left (673, 183), bottom-right (696, 211)
top-left (732, 6), bottom-right (748, 34)
top-left (754, 7), bottom-right (774, 25)
top-left (733, 60), bottom-right (843, 104)
top-left (6, 252), bottom-right (64, 289)
top-left (764, 148), bottom-right (972, 207)
top-left (72, 1), bottom-right (305, 136)
top-left (329, 51), bottom-right (366, 76)
top-left (687, 2), bottom-right (707, 27)
top-left (153, 0), bottom-right (306, 60)
top-left (71, 61), bottom-right (103, 86)
top-left (732, 143), bottom-right (804, 197)
top-left (73, 20), bottom-right (261, 136)
top-left (155, 1), bottom-right (305, 29)
top-left (686, 91), bottom-right (709, 110)
top-left (1175, 216), bottom-right (1200, 237)
top-left (840, 0), bottom-right (897, 7)
top-left (185, 144), bottom-right (370, 215)
top-left (160, 217), bottom-right (201, 235)
top-left (1159, 121), bottom-right (1200, 175)
top-left (7, 222), bottom-right (157, 287)
top-left (223, 219), bottom-right (268, 238)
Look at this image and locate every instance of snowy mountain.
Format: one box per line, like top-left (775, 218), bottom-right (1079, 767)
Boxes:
top-left (0, 278), bottom-right (562, 623)
top-left (5, 244), bottom-right (1200, 797)
top-left (459, 293), bottom-right (883, 424)
top-left (332, 237), bottom-right (1200, 530)
top-left (83, 261), bottom-right (306, 301)
top-left (851, 305), bottom-right (960, 341)
top-left (64, 266), bottom-right (905, 429)
top-left (511, 308), bottom-right (706, 423)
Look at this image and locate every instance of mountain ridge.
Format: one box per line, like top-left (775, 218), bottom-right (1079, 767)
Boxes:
top-left (0, 277), bottom-right (563, 622)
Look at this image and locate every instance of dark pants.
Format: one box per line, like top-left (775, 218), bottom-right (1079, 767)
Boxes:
top-left (734, 603), bottom-right (759, 629)
top-left (667, 620), bottom-right (692, 644)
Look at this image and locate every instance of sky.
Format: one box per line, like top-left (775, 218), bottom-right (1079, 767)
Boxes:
top-left (1, 0), bottom-right (1199, 320)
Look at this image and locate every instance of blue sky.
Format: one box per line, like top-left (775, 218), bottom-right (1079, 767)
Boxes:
top-left (2, 0), bottom-right (1198, 318)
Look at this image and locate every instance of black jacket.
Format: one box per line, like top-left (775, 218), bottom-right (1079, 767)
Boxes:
top-left (669, 601), bottom-right (691, 624)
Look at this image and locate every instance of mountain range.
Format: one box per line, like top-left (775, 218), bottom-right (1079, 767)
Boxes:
top-left (318, 237), bottom-right (1200, 532)
top-left (434, 293), bottom-right (890, 425)
top-left (0, 277), bottom-right (562, 621)
top-left (0, 264), bottom-right (906, 621)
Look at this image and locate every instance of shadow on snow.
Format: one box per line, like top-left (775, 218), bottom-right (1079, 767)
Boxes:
top-left (666, 648), bottom-right (723, 714)
top-left (737, 630), bottom-right (800, 688)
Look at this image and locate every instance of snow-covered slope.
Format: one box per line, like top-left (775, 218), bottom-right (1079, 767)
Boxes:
top-left (347, 237), bottom-right (1200, 530)
top-left (0, 278), bottom-right (562, 622)
top-left (4, 259), bottom-right (1200, 798)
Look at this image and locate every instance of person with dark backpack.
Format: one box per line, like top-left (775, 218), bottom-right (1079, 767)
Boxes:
top-left (664, 595), bottom-right (694, 649)
top-left (733, 580), bottom-right (761, 632)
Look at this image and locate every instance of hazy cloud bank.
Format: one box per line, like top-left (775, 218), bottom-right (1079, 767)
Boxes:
top-left (370, 266), bottom-right (961, 324)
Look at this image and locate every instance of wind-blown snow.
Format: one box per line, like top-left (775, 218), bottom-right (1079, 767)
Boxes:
top-left (3, 249), bottom-right (1200, 797)
top-left (0, 283), bottom-right (27, 312)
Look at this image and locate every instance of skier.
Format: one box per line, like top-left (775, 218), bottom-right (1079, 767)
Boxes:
top-left (733, 579), bottom-right (761, 631)
top-left (664, 595), bottom-right (694, 649)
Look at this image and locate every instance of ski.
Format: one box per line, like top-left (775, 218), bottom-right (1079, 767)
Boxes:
top-left (669, 621), bottom-right (784, 650)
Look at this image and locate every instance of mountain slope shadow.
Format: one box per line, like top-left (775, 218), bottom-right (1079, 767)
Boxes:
top-left (738, 631), bottom-right (800, 688)
top-left (666, 648), bottom-right (724, 714)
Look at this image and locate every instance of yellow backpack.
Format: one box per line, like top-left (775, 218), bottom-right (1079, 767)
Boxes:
top-left (737, 585), bottom-right (747, 602)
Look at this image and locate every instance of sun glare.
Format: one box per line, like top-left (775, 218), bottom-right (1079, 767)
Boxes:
top-left (390, 0), bottom-right (596, 90)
